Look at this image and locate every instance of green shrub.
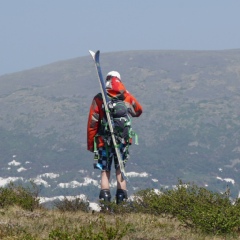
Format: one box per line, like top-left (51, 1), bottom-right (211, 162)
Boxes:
top-left (132, 180), bottom-right (240, 234)
top-left (54, 197), bottom-right (90, 212)
top-left (0, 182), bottom-right (40, 211)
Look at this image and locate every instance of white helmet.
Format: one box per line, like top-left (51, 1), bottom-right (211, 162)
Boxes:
top-left (106, 71), bottom-right (121, 81)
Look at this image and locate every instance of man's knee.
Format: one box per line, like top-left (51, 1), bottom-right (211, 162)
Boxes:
top-left (99, 189), bottom-right (111, 202)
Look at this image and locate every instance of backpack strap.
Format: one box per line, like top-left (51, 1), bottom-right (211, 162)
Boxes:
top-left (131, 131), bottom-right (139, 145)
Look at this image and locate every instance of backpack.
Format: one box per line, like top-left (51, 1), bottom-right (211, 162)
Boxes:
top-left (99, 98), bottom-right (137, 145)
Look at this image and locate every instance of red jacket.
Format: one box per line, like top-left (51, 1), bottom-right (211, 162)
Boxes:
top-left (87, 77), bottom-right (142, 152)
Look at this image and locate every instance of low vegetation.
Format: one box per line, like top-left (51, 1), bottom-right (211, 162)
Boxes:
top-left (0, 181), bottom-right (240, 239)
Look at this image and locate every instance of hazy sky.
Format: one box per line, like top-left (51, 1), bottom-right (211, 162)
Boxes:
top-left (1, 0), bottom-right (240, 76)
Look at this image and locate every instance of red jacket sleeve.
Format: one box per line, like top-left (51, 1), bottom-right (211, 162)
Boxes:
top-left (87, 94), bottom-right (103, 152)
top-left (124, 91), bottom-right (143, 117)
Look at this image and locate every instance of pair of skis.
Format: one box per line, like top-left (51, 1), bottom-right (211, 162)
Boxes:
top-left (89, 50), bottom-right (128, 182)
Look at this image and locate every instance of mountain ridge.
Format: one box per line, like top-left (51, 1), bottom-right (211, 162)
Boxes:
top-left (1, 49), bottom-right (240, 200)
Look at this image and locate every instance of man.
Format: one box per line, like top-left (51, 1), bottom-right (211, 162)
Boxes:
top-left (87, 71), bottom-right (142, 204)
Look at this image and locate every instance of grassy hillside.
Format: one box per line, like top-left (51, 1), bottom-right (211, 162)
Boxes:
top-left (1, 182), bottom-right (240, 239)
top-left (0, 207), bottom-right (230, 240)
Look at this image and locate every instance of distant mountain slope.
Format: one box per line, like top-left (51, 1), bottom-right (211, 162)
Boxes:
top-left (1, 49), bottom-right (240, 198)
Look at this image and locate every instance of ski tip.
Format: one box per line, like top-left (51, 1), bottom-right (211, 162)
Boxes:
top-left (89, 49), bottom-right (101, 55)
top-left (89, 50), bottom-right (95, 58)
top-left (89, 50), bottom-right (100, 60)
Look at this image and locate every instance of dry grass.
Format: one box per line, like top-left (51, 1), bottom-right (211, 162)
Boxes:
top-left (0, 206), bottom-right (238, 240)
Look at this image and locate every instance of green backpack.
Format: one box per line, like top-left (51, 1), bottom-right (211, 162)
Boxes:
top-left (100, 98), bottom-right (138, 145)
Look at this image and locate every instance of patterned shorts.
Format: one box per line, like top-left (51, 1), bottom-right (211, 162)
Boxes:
top-left (97, 144), bottom-right (129, 171)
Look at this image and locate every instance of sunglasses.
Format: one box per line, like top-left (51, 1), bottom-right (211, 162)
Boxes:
top-left (106, 75), bottom-right (112, 81)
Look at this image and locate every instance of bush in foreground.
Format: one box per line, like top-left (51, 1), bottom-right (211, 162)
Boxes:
top-left (54, 197), bottom-right (90, 212)
top-left (2, 180), bottom-right (240, 237)
top-left (132, 180), bottom-right (240, 234)
top-left (0, 182), bottom-right (40, 211)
